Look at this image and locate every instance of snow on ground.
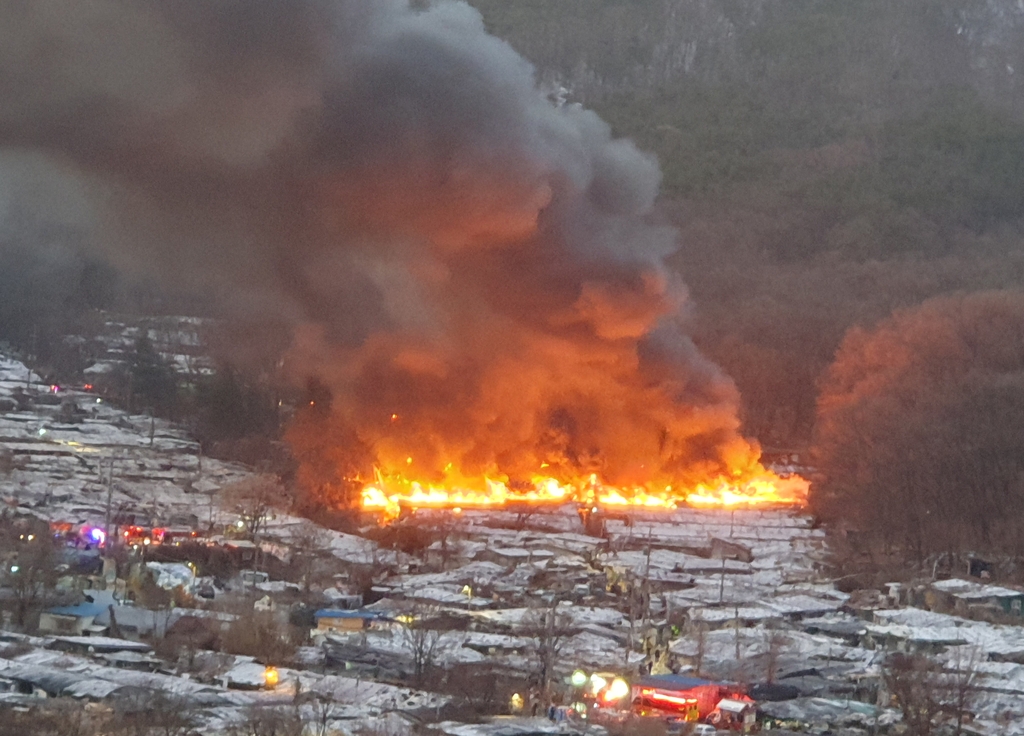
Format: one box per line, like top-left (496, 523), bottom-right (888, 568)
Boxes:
top-left (0, 354), bottom-right (251, 529)
top-left (5, 347), bottom-right (1024, 732)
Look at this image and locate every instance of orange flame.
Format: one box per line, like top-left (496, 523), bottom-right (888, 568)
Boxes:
top-left (360, 465), bottom-right (807, 518)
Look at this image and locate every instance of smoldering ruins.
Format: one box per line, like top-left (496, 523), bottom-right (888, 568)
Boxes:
top-left (0, 1), bottom-right (805, 509)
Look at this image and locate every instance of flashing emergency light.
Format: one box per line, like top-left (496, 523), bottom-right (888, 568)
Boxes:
top-left (87, 527), bottom-right (106, 545)
top-left (604, 678), bottom-right (630, 702)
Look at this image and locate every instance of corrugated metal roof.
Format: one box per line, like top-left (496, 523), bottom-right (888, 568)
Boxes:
top-left (45, 603), bottom-right (106, 618)
top-left (636, 674), bottom-right (719, 691)
top-left (314, 609), bottom-right (388, 620)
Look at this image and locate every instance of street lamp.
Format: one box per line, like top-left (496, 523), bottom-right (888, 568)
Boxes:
top-left (264, 666), bottom-right (279, 689)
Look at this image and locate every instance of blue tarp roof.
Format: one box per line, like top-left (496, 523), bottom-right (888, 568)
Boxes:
top-left (637, 674), bottom-right (719, 691)
top-left (45, 602), bottom-right (106, 618)
top-left (314, 609), bottom-right (387, 620)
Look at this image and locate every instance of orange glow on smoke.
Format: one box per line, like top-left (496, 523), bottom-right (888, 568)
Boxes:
top-left (360, 465), bottom-right (807, 518)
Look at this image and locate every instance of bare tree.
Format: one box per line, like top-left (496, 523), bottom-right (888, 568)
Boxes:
top-left (815, 291), bottom-right (1024, 560)
top-left (432, 509), bottom-right (463, 567)
top-left (398, 607), bottom-right (449, 685)
top-left (0, 528), bottom-right (60, 629)
top-left (222, 475), bottom-right (284, 542)
top-left (688, 612), bottom-right (708, 676)
top-left (522, 600), bottom-right (576, 699)
top-left (119, 692), bottom-right (198, 736)
top-left (230, 705), bottom-right (304, 736)
top-left (222, 609), bottom-right (298, 667)
top-left (762, 625), bottom-right (789, 684)
top-left (289, 521), bottom-right (332, 595)
top-left (945, 646), bottom-right (981, 736)
top-left (0, 697), bottom-right (107, 736)
top-left (883, 650), bottom-right (981, 736)
top-left (159, 614), bottom-right (220, 671)
top-left (304, 696), bottom-right (341, 736)
top-left (621, 571), bottom-right (650, 668)
top-left (883, 653), bottom-right (946, 736)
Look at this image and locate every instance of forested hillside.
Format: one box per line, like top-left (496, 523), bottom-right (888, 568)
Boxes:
top-left (471, 0), bottom-right (1024, 449)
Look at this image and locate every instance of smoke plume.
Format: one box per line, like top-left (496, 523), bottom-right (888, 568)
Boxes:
top-left (0, 1), bottom-right (760, 497)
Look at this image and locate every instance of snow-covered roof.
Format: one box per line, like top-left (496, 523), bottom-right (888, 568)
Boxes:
top-left (146, 561), bottom-right (196, 590)
top-left (222, 661), bottom-right (270, 689)
top-left (758, 697), bottom-right (892, 726)
top-left (931, 578), bottom-right (1023, 600)
top-left (437, 717), bottom-right (593, 736)
top-left (868, 608), bottom-right (1024, 655)
top-left (765, 594), bottom-right (843, 616)
top-left (51, 636), bottom-right (152, 653)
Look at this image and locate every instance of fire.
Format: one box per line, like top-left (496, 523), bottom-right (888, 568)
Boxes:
top-left (360, 465), bottom-right (808, 518)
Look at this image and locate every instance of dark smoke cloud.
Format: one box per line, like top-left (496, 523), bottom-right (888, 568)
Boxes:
top-left (0, 0), bottom-right (759, 492)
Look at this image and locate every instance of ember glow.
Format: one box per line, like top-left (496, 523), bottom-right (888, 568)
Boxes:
top-left (360, 465), bottom-right (808, 518)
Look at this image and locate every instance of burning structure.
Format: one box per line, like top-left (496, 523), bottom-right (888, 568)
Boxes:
top-left (0, 1), bottom-right (805, 514)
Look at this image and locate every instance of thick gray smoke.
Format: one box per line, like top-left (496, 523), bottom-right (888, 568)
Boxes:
top-left (0, 1), bottom-right (759, 497)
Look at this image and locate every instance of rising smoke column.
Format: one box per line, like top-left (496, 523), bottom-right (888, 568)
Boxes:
top-left (0, 1), bottom-right (761, 501)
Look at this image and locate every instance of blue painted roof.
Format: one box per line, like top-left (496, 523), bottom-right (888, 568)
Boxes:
top-left (637, 674), bottom-right (718, 691)
top-left (314, 609), bottom-right (387, 620)
top-left (46, 602), bottom-right (106, 618)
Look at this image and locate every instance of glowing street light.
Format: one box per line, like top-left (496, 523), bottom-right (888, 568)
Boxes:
top-left (264, 666), bottom-right (279, 688)
top-left (571, 670), bottom-right (588, 688)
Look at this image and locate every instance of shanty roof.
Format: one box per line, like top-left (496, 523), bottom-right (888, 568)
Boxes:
top-left (45, 602), bottom-right (106, 618)
top-left (931, 578), bottom-right (1024, 600)
top-left (314, 609), bottom-right (389, 620)
top-left (50, 636), bottom-right (152, 653)
top-left (759, 697), bottom-right (888, 727)
top-left (717, 698), bottom-right (754, 713)
top-left (438, 717), bottom-right (592, 736)
top-left (636, 674), bottom-right (718, 691)
top-left (0, 660), bottom-right (120, 698)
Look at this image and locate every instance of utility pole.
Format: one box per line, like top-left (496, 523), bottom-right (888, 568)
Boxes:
top-left (642, 529), bottom-right (653, 627)
top-left (27, 326), bottom-right (37, 390)
top-left (104, 454), bottom-right (118, 551)
top-left (734, 605), bottom-right (741, 661)
top-left (718, 557), bottom-right (727, 604)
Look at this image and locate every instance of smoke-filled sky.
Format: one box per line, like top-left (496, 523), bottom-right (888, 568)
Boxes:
top-left (0, 0), bottom-right (760, 490)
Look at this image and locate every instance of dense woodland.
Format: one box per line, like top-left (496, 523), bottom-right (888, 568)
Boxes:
top-left (4, 0), bottom-right (1024, 560)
